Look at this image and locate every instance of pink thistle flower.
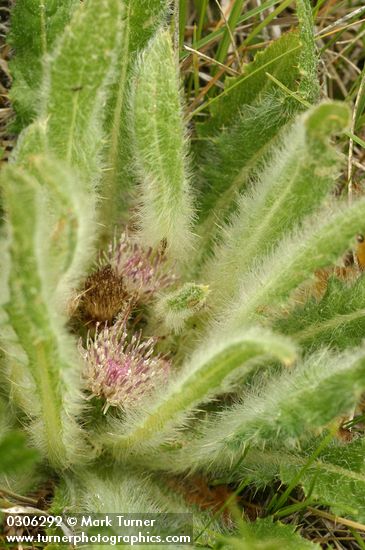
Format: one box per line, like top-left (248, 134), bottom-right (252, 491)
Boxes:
top-left (79, 317), bottom-right (170, 412)
top-left (107, 231), bottom-right (175, 301)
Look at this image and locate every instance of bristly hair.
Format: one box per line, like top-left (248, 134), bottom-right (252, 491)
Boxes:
top-left (73, 229), bottom-right (176, 328)
top-left (106, 229), bottom-right (176, 301)
top-left (77, 265), bottom-right (128, 325)
top-left (79, 316), bottom-right (170, 413)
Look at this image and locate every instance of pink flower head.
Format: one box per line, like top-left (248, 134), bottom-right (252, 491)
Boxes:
top-left (108, 231), bottom-right (175, 301)
top-left (79, 317), bottom-right (170, 412)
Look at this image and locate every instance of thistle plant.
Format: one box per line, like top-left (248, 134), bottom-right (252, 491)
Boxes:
top-left (107, 231), bottom-right (174, 301)
top-left (1, 0), bottom-right (365, 548)
top-left (79, 317), bottom-right (170, 412)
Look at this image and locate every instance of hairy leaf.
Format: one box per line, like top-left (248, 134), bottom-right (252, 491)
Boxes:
top-left (280, 438), bottom-right (365, 522)
top-left (194, 33), bottom-right (303, 238)
top-left (174, 346), bottom-right (365, 470)
top-left (215, 517), bottom-right (320, 549)
top-left (0, 160), bottom-right (94, 468)
top-left (195, 2), bottom-right (320, 245)
top-left (204, 102), bottom-right (350, 313)
top-left (101, 0), bottom-right (170, 230)
top-left (275, 275), bottom-right (365, 352)
top-left (195, 94), bottom-right (298, 249)
top-left (42, 0), bottom-right (122, 183)
top-left (199, 32), bottom-right (301, 135)
top-left (296, 0), bottom-right (320, 103)
top-left (54, 469), bottom-right (218, 549)
top-left (8, 0), bottom-right (77, 129)
top-left (102, 328), bottom-right (296, 455)
top-left (221, 195), bottom-right (365, 330)
top-left (131, 29), bottom-right (195, 262)
top-left (185, 439), bottom-right (365, 523)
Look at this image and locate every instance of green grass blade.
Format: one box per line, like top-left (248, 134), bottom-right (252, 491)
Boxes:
top-left (214, 0), bottom-right (245, 67)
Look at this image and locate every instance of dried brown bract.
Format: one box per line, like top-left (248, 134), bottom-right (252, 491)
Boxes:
top-left (77, 265), bottom-right (128, 326)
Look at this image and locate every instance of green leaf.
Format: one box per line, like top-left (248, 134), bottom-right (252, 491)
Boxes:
top-left (275, 275), bottom-right (365, 352)
top-left (280, 437), bottom-right (365, 522)
top-left (131, 29), bottom-right (195, 262)
top-left (0, 398), bottom-right (39, 478)
top-left (0, 159), bottom-right (94, 468)
top-left (27, 155), bottom-right (96, 297)
top-left (215, 517), bottom-right (320, 549)
top-left (8, 0), bottom-right (77, 130)
top-left (102, 327), bottom-right (296, 455)
top-left (42, 0), bottom-right (122, 182)
top-left (101, 0), bottom-right (170, 232)
top-left (198, 32), bottom-right (301, 136)
top-left (203, 102), bottom-right (350, 312)
top-left (201, 439), bottom-right (365, 523)
top-left (11, 120), bottom-right (47, 165)
top-left (151, 437), bottom-right (365, 526)
top-left (77, 468), bottom-right (198, 514)
top-left (195, 93), bottom-right (298, 250)
top-left (222, 194), bottom-right (365, 330)
top-left (296, 0), bottom-right (320, 103)
top-left (55, 469), bottom-right (218, 549)
top-left (194, 16), bottom-right (320, 255)
top-left (181, 346), bottom-right (365, 466)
